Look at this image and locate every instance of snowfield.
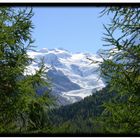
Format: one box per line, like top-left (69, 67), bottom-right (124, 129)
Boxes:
top-left (27, 48), bottom-right (106, 105)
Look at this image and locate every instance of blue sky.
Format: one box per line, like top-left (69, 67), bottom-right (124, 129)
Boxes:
top-left (32, 7), bottom-right (112, 53)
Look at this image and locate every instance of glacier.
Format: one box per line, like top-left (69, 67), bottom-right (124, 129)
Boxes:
top-left (27, 48), bottom-right (105, 105)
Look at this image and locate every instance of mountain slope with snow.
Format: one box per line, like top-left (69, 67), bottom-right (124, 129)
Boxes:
top-left (27, 48), bottom-right (105, 105)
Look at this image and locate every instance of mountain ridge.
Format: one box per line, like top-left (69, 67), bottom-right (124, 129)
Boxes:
top-left (27, 48), bottom-right (105, 105)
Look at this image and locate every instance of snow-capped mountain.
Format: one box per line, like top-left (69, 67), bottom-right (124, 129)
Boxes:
top-left (27, 48), bottom-right (105, 105)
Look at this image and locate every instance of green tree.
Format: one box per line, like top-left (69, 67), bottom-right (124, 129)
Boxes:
top-left (0, 7), bottom-right (53, 133)
top-left (97, 7), bottom-right (140, 133)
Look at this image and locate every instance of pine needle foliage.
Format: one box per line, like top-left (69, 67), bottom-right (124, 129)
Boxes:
top-left (98, 7), bottom-right (140, 134)
top-left (0, 7), bottom-right (53, 133)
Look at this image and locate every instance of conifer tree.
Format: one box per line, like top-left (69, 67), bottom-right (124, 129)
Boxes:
top-left (0, 7), bottom-right (53, 133)
top-left (98, 7), bottom-right (140, 133)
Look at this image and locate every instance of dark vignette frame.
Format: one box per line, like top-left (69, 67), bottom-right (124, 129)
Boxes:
top-left (0, 2), bottom-right (140, 137)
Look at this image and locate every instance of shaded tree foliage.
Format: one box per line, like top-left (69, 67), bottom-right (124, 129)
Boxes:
top-left (0, 7), bottom-right (53, 133)
top-left (97, 7), bottom-right (140, 133)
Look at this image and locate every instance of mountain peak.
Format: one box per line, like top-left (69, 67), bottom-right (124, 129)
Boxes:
top-left (38, 48), bottom-right (48, 53)
top-left (28, 48), bottom-right (105, 105)
top-left (57, 47), bottom-right (69, 52)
